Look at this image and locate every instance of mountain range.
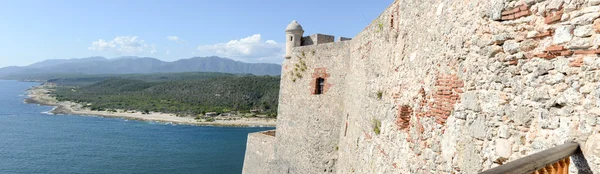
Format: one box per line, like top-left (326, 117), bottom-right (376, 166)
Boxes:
top-left (0, 56), bottom-right (282, 78)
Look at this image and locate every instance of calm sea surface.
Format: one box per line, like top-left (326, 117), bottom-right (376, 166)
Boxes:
top-left (0, 80), bottom-right (272, 174)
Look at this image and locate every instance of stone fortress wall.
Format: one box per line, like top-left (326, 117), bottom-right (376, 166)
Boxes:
top-left (243, 0), bottom-right (600, 173)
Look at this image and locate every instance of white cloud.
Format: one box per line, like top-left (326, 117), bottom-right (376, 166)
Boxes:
top-left (150, 44), bottom-right (157, 54)
top-left (196, 34), bottom-right (284, 63)
top-left (88, 36), bottom-right (154, 54)
top-left (89, 39), bottom-right (115, 51)
top-left (167, 36), bottom-right (184, 43)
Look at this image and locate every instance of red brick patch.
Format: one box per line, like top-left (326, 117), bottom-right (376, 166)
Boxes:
top-left (396, 105), bottom-right (412, 130)
top-left (533, 45), bottom-right (599, 60)
top-left (535, 53), bottom-right (556, 59)
top-left (545, 45), bottom-right (565, 51)
top-left (412, 74), bottom-right (464, 126)
top-left (519, 5), bottom-right (528, 11)
top-left (514, 10), bottom-right (531, 18)
top-left (545, 10), bottom-right (563, 24)
top-left (501, 5), bottom-right (531, 21)
top-left (594, 19), bottom-right (600, 33)
top-left (560, 50), bottom-right (573, 56)
top-left (533, 29), bottom-right (554, 39)
top-left (501, 7), bottom-right (521, 15)
top-left (574, 49), bottom-right (600, 55)
top-left (430, 74), bottom-right (463, 124)
top-left (569, 56), bottom-right (584, 67)
top-left (534, 45), bottom-right (571, 60)
top-left (309, 68), bottom-right (332, 95)
top-left (502, 14), bottom-right (515, 21)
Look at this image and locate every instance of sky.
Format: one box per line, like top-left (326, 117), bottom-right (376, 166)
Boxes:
top-left (0, 0), bottom-right (393, 67)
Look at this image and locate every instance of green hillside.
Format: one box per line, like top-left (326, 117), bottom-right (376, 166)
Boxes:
top-left (45, 72), bottom-right (241, 86)
top-left (51, 74), bottom-right (280, 117)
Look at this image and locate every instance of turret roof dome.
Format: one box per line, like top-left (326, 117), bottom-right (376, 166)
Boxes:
top-left (285, 20), bottom-right (303, 32)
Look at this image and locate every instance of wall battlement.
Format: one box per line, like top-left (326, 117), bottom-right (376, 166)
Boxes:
top-left (300, 34), bottom-right (352, 46)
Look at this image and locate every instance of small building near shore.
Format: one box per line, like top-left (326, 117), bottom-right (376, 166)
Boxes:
top-left (205, 112), bottom-right (218, 117)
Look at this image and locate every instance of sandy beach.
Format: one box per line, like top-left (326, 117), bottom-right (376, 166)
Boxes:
top-left (25, 84), bottom-right (277, 127)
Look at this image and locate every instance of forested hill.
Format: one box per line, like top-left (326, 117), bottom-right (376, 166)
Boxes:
top-left (50, 73), bottom-right (280, 117)
top-left (46, 72), bottom-right (241, 86)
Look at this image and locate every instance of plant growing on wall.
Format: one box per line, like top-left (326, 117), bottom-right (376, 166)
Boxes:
top-left (376, 20), bottom-right (384, 33)
top-left (372, 118), bottom-right (382, 135)
top-left (291, 53), bottom-right (308, 83)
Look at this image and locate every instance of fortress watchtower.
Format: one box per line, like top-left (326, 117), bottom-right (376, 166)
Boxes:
top-left (284, 20), bottom-right (304, 59)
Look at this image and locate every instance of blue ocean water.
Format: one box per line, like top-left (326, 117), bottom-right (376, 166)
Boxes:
top-left (0, 80), bottom-right (272, 174)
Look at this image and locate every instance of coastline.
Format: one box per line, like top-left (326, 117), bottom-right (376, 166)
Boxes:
top-left (25, 84), bottom-right (277, 127)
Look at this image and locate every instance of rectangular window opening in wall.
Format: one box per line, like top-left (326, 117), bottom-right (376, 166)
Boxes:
top-left (315, 78), bottom-right (325, 95)
top-left (290, 36), bottom-right (293, 41)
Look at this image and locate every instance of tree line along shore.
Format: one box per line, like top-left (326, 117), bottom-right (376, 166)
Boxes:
top-left (22, 72), bottom-right (280, 127)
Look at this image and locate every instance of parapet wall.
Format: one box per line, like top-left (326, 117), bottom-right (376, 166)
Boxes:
top-left (301, 34), bottom-right (351, 46)
top-left (243, 0), bottom-right (600, 173)
top-left (302, 34), bottom-right (334, 46)
top-left (242, 130), bottom-right (276, 174)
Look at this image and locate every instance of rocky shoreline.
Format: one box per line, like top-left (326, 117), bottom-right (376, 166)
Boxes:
top-left (25, 84), bottom-right (277, 127)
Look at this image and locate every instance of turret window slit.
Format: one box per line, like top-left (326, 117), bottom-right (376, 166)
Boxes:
top-left (315, 78), bottom-right (324, 95)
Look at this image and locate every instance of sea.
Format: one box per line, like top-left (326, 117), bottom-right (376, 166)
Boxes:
top-left (0, 80), bottom-right (272, 174)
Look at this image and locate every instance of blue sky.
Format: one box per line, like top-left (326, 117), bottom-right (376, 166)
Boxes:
top-left (0, 0), bottom-right (393, 67)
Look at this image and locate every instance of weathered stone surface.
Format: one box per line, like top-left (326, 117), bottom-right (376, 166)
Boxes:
top-left (470, 116), bottom-right (487, 139)
top-left (593, 35), bottom-right (600, 48)
top-left (523, 58), bottom-right (553, 75)
top-left (589, 108), bottom-right (600, 116)
top-left (564, 3), bottom-right (578, 13)
top-left (581, 83), bottom-right (597, 94)
top-left (553, 57), bottom-right (571, 73)
top-left (462, 91), bottom-right (481, 112)
top-left (532, 89), bottom-right (551, 101)
top-left (492, 33), bottom-right (511, 45)
top-left (556, 89), bottom-right (580, 106)
top-left (458, 140), bottom-right (483, 174)
top-left (514, 106), bottom-right (533, 126)
top-left (547, 0), bottom-right (564, 11)
top-left (582, 6), bottom-right (600, 14)
top-left (567, 37), bottom-right (593, 49)
top-left (495, 139), bottom-right (512, 158)
top-left (574, 25), bottom-right (594, 37)
top-left (503, 40), bottom-right (520, 54)
top-left (553, 25), bottom-right (574, 44)
top-left (243, 131), bottom-right (276, 174)
top-left (584, 71), bottom-right (600, 82)
top-left (526, 31), bottom-right (538, 38)
top-left (482, 45), bottom-right (503, 58)
top-left (570, 12), bottom-right (600, 25)
top-left (490, 0), bottom-right (505, 21)
top-left (498, 125), bottom-right (510, 138)
top-left (546, 72), bottom-right (565, 85)
top-left (520, 40), bottom-right (538, 51)
top-left (582, 134), bottom-right (600, 173)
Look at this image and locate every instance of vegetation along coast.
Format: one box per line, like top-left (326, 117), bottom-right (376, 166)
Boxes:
top-left (22, 72), bottom-right (280, 127)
